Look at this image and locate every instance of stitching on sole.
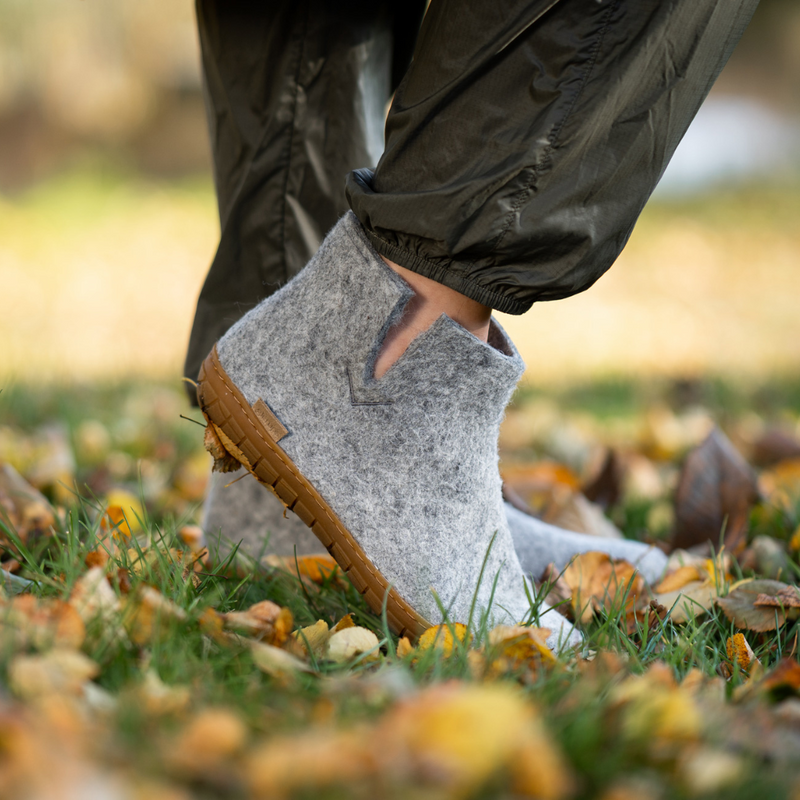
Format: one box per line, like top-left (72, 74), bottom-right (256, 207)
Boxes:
top-left (200, 346), bottom-right (430, 640)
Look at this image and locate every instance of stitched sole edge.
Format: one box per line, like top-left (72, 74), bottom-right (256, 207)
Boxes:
top-left (197, 345), bottom-right (431, 641)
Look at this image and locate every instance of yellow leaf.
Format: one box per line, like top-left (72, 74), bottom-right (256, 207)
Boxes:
top-left (8, 649), bottom-right (98, 699)
top-left (291, 620), bottom-right (330, 659)
top-left (417, 623), bottom-right (470, 656)
top-left (380, 683), bottom-right (537, 790)
top-left (168, 708), bottom-right (248, 774)
top-left (103, 489), bottom-right (145, 536)
top-left (396, 636), bottom-right (414, 659)
top-left (726, 633), bottom-right (760, 676)
top-left (330, 613), bottom-right (355, 634)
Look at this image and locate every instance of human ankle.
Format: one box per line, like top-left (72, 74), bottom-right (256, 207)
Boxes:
top-left (374, 256), bottom-right (492, 379)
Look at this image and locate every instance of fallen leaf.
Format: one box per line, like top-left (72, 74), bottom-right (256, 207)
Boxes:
top-left (654, 565), bottom-right (704, 594)
top-left (136, 669), bottom-right (191, 715)
top-left (653, 580), bottom-right (717, 623)
top-left (753, 585), bottom-right (800, 609)
top-left (562, 552), bottom-right (645, 624)
top-left (0, 462), bottom-right (56, 547)
top-left (168, 708), bottom-right (247, 774)
top-left (717, 579), bottom-right (800, 632)
top-left (582, 449), bottom-right (623, 510)
top-left (246, 729), bottom-right (374, 796)
top-left (222, 600), bottom-right (293, 646)
top-left (250, 640), bottom-right (315, 681)
top-left (330, 613), bottom-right (356, 634)
top-left (264, 553), bottom-right (341, 585)
top-left (752, 428), bottom-right (800, 467)
top-left (68, 566), bottom-right (120, 624)
top-left (396, 636), bottom-right (414, 659)
top-left (486, 625), bottom-right (556, 677)
top-left (326, 627), bottom-right (380, 664)
top-left (417, 623), bottom-right (470, 657)
top-left (1, 595), bottom-right (85, 650)
top-left (726, 633), bottom-right (760, 675)
top-left (203, 424), bottom-right (241, 474)
top-left (672, 428), bottom-right (758, 554)
top-left (123, 586), bottom-right (187, 645)
top-left (380, 683), bottom-right (550, 792)
top-left (543, 490), bottom-right (624, 539)
top-left (8, 649), bottom-right (99, 698)
top-left (290, 619), bottom-right (331, 659)
top-left (758, 657), bottom-right (800, 696)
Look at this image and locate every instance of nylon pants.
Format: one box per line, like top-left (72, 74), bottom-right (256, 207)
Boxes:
top-left (186, 0), bottom-right (758, 397)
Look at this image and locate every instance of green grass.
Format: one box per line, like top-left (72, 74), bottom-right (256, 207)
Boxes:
top-left (2, 377), bottom-right (800, 797)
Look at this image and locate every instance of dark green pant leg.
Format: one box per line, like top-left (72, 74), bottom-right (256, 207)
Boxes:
top-left (347, 0), bottom-right (759, 314)
top-left (185, 0), bottom-right (425, 401)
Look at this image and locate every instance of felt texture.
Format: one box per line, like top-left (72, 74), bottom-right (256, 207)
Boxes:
top-left (216, 213), bottom-right (577, 647)
top-left (203, 468), bottom-right (320, 559)
top-left (506, 505), bottom-right (668, 584)
top-left (203, 473), bottom-right (666, 585)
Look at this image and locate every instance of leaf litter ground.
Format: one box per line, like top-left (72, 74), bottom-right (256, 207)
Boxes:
top-left (3, 378), bottom-right (800, 798)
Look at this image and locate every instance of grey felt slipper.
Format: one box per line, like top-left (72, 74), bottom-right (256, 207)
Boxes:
top-left (196, 212), bottom-right (578, 649)
top-left (204, 471), bottom-right (666, 586)
top-left (506, 505), bottom-right (668, 584)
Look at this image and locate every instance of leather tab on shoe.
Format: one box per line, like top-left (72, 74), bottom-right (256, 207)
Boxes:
top-left (253, 398), bottom-right (288, 443)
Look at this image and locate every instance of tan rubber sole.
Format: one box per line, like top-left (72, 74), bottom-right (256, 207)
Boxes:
top-left (197, 345), bottom-right (431, 641)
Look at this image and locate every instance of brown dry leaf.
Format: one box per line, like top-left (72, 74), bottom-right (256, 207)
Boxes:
top-left (539, 563), bottom-right (574, 620)
top-left (582, 449), bottom-right (623, 510)
top-left (326, 627), bottom-right (381, 664)
top-left (717, 579), bottom-right (799, 632)
top-left (1, 595), bottom-right (85, 650)
top-left (264, 553), bottom-right (341, 585)
top-left (653, 580), bottom-right (717, 623)
top-left (417, 623), bottom-right (471, 657)
top-left (222, 600), bottom-right (293, 646)
top-left (753, 585), bottom-right (800, 609)
top-left (0, 462), bottom-right (56, 547)
top-left (758, 657), bottom-right (800, 695)
top-left (203, 424), bottom-right (240, 474)
top-left (726, 633), bottom-right (761, 676)
top-left (501, 461), bottom-right (582, 504)
top-left (752, 428), bottom-right (800, 467)
top-left (759, 458), bottom-right (800, 512)
top-left (542, 489), bottom-right (624, 539)
top-left (123, 586), bottom-right (187, 646)
top-left (8, 649), bottom-right (99, 699)
top-left (168, 707), bottom-right (248, 775)
top-left (562, 552), bottom-right (646, 624)
top-left (672, 428), bottom-right (758, 554)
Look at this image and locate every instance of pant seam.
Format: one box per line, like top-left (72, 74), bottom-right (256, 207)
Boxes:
top-left (492, 0), bottom-right (620, 255)
top-left (279, 3), bottom-right (309, 283)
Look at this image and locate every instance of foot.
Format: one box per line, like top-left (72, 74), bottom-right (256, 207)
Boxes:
top-left (197, 213), bottom-right (578, 649)
top-left (204, 473), bottom-right (667, 583)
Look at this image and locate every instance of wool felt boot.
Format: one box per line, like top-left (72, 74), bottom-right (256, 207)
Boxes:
top-left (197, 213), bottom-right (578, 648)
top-left (204, 472), bottom-right (666, 585)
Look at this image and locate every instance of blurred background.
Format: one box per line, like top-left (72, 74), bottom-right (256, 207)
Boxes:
top-left (1, 0), bottom-right (799, 388)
